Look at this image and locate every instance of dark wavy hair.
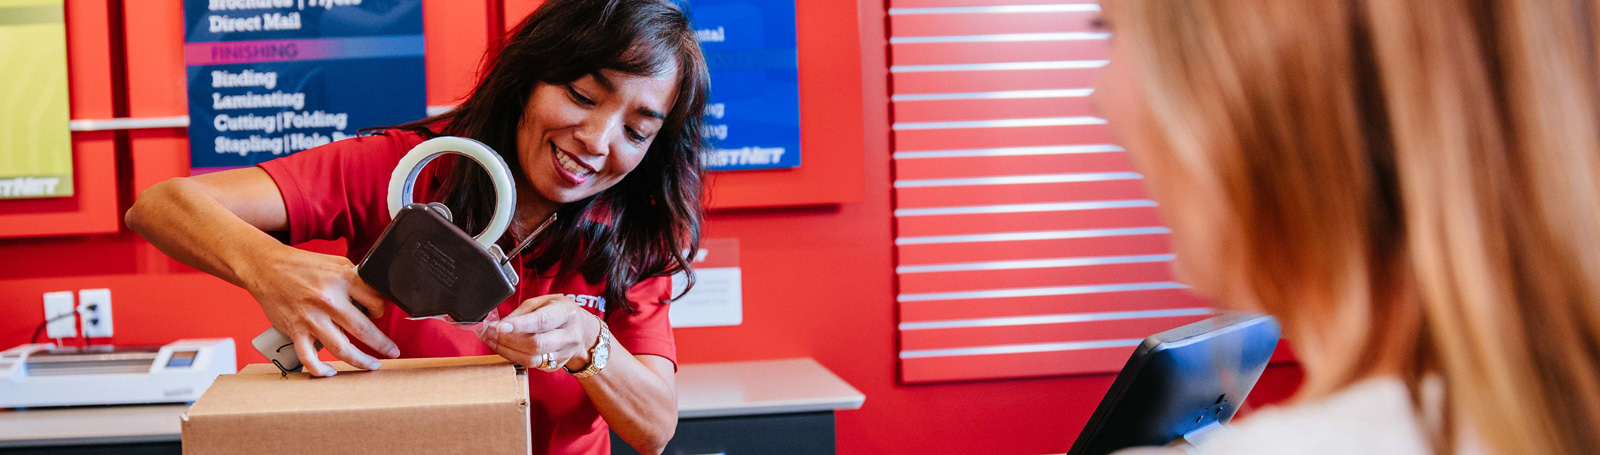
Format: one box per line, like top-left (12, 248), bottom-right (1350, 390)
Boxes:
top-left (393, 0), bottom-right (707, 313)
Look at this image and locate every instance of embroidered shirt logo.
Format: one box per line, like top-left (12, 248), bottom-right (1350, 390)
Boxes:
top-left (566, 294), bottom-right (606, 313)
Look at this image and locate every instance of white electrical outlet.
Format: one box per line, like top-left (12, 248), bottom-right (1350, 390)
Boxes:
top-left (79, 288), bottom-right (113, 338)
top-left (42, 291), bottom-right (77, 339)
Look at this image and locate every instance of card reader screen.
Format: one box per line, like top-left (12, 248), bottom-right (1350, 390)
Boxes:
top-left (166, 350), bottom-right (197, 368)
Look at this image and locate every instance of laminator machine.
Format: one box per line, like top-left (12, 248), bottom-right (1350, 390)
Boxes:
top-left (0, 339), bottom-right (235, 409)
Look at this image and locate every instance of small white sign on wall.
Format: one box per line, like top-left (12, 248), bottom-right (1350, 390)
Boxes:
top-left (669, 238), bottom-right (742, 328)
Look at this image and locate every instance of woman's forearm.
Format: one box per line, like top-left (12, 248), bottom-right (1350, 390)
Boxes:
top-left (578, 347), bottom-right (678, 455)
top-left (126, 175), bottom-right (287, 289)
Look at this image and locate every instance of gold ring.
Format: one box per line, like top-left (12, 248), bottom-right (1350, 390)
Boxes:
top-left (536, 353), bottom-right (562, 372)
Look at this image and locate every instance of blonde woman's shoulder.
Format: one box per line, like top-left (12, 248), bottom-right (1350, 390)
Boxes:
top-left (1192, 377), bottom-right (1436, 455)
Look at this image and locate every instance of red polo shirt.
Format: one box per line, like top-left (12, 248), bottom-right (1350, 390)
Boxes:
top-left (258, 129), bottom-right (676, 455)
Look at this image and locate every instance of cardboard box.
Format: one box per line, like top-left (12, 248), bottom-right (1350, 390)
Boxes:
top-left (182, 355), bottom-right (529, 455)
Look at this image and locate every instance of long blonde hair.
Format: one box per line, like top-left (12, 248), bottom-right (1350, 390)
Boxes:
top-left (1105, 1), bottom-right (1600, 454)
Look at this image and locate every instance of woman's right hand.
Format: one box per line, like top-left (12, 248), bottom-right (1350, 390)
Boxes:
top-left (126, 169), bottom-right (401, 378)
top-left (242, 244), bottom-right (400, 377)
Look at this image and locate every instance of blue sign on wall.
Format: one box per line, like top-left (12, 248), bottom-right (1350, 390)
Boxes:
top-left (686, 0), bottom-right (801, 171)
top-left (183, 0), bottom-right (425, 171)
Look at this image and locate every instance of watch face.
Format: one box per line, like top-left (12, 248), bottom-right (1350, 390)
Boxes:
top-left (594, 339), bottom-right (610, 367)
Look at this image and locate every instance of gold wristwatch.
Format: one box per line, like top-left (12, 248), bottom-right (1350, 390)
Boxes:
top-left (565, 317), bottom-right (611, 378)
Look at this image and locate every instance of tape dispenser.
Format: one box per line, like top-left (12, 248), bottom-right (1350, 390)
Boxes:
top-left (252, 136), bottom-right (552, 373)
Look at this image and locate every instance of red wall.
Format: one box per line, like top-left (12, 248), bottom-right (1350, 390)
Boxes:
top-left (0, 1), bottom-right (1300, 454)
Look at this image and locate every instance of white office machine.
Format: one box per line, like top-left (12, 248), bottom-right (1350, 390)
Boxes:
top-left (0, 338), bottom-right (236, 408)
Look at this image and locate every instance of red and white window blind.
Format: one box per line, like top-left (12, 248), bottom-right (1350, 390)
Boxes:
top-left (889, 1), bottom-right (1213, 383)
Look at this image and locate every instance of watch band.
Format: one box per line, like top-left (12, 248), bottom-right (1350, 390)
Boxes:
top-left (566, 317), bottom-right (611, 378)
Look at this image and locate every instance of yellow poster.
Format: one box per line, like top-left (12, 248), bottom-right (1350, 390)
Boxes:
top-left (0, 0), bottom-right (72, 199)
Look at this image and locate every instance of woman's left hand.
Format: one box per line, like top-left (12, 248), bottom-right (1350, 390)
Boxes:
top-left (484, 293), bottom-right (678, 454)
top-left (479, 294), bottom-right (603, 372)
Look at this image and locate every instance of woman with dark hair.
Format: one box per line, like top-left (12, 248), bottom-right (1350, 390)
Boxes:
top-left (126, 0), bottom-right (707, 453)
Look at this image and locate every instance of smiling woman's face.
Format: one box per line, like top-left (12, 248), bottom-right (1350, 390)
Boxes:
top-left (517, 67), bottom-right (679, 206)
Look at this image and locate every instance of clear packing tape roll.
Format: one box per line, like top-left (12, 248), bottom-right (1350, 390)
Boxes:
top-left (253, 136), bottom-right (525, 375)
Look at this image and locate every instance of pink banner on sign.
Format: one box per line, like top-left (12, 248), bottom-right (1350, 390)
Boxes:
top-left (183, 35), bottom-right (424, 66)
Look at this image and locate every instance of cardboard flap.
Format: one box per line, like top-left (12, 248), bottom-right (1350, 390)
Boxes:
top-left (190, 355), bottom-right (523, 417)
top-left (235, 354), bottom-right (513, 375)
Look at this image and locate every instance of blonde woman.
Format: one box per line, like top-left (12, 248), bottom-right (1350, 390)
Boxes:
top-left (1091, 1), bottom-right (1600, 454)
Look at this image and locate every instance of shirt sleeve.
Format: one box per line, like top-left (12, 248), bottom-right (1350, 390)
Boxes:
top-left (607, 275), bottom-right (678, 370)
top-left (257, 132), bottom-right (409, 246)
